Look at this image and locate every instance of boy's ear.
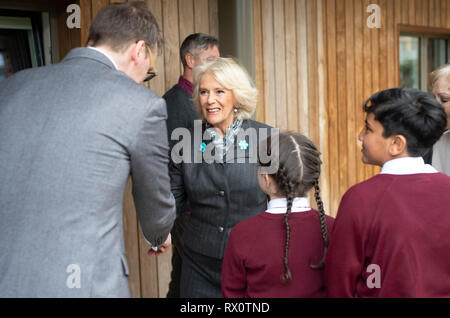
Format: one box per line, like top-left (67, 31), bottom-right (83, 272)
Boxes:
top-left (389, 134), bottom-right (408, 157)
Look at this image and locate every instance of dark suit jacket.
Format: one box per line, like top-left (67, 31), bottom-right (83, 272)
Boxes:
top-left (169, 119), bottom-right (274, 259)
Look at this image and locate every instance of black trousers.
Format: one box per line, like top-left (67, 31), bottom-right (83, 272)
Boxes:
top-left (180, 245), bottom-right (223, 298)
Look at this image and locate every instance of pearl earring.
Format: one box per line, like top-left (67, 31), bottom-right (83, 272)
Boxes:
top-left (234, 108), bottom-right (238, 113)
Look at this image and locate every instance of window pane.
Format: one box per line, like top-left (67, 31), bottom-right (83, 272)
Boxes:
top-left (428, 38), bottom-right (448, 75)
top-left (400, 35), bottom-right (420, 89)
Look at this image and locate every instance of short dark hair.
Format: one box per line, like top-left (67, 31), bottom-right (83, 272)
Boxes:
top-left (87, 1), bottom-right (163, 54)
top-left (363, 87), bottom-right (447, 156)
top-left (179, 33), bottom-right (219, 67)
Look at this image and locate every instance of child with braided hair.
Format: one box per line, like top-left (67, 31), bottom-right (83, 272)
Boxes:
top-left (221, 132), bottom-right (334, 298)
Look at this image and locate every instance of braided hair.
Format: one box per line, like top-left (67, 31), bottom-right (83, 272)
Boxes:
top-left (259, 132), bottom-right (328, 284)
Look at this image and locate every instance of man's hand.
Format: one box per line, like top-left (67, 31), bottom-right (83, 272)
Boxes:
top-left (148, 233), bottom-right (171, 256)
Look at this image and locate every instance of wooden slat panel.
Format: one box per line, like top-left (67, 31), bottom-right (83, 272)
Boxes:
top-left (146, 0), bottom-right (166, 97)
top-left (193, 0), bottom-right (209, 34)
top-left (284, 0), bottom-right (298, 132)
top-left (296, 0), bottom-right (309, 135)
top-left (123, 178), bottom-right (141, 298)
top-left (324, 0), bottom-right (339, 214)
top-left (162, 0), bottom-right (181, 92)
top-left (345, 0), bottom-right (356, 188)
top-left (178, 0), bottom-right (194, 48)
top-left (273, 0), bottom-right (287, 129)
top-left (91, 0), bottom-right (109, 17)
top-left (261, 0), bottom-right (276, 127)
top-left (254, 0), bottom-right (265, 124)
top-left (208, 0), bottom-right (219, 39)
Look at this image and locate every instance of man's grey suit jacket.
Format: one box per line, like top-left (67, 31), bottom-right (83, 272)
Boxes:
top-left (0, 48), bottom-right (176, 297)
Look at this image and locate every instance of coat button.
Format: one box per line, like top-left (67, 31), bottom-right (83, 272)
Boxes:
top-left (218, 191), bottom-right (225, 197)
top-left (218, 226), bottom-right (224, 232)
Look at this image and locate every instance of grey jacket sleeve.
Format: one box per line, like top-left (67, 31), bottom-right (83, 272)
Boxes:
top-left (130, 97), bottom-right (176, 247)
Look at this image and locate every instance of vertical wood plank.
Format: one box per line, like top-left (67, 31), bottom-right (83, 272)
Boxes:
top-left (146, 0), bottom-right (166, 97)
top-left (335, 0), bottom-right (348, 198)
top-left (123, 178), bottom-right (141, 298)
top-left (296, 0), bottom-right (309, 135)
top-left (324, 0), bottom-right (339, 215)
top-left (79, 0), bottom-right (92, 46)
top-left (307, 0), bottom-right (319, 145)
top-left (91, 0), bottom-right (109, 17)
top-left (208, 0), bottom-right (219, 39)
top-left (254, 0), bottom-right (265, 124)
top-left (316, 0), bottom-right (330, 214)
top-left (345, 0), bottom-right (356, 188)
top-left (178, 0), bottom-right (195, 46)
top-left (193, 0), bottom-right (210, 34)
top-left (273, 0), bottom-right (287, 130)
top-left (354, 0), bottom-right (365, 185)
top-left (284, 0), bottom-right (298, 132)
top-left (162, 0), bottom-right (181, 92)
top-left (261, 0), bottom-right (276, 127)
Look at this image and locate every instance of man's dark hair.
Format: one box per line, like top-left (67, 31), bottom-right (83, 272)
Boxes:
top-left (179, 33), bottom-right (219, 67)
top-left (363, 87), bottom-right (447, 156)
top-left (87, 1), bottom-right (163, 53)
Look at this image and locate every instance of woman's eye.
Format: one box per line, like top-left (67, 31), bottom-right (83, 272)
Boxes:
top-left (200, 90), bottom-right (208, 95)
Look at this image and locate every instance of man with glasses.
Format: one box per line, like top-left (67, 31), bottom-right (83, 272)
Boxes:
top-left (0, 2), bottom-right (175, 297)
top-left (163, 33), bottom-right (219, 298)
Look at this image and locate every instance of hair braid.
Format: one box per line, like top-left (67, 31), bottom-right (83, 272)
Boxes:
top-left (310, 179), bottom-right (329, 269)
top-left (279, 166), bottom-right (294, 284)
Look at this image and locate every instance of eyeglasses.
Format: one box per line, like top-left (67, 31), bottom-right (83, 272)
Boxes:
top-left (144, 43), bottom-right (157, 82)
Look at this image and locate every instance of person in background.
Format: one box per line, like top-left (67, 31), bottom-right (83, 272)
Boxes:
top-left (170, 57), bottom-right (272, 297)
top-left (325, 88), bottom-right (450, 297)
top-left (163, 33), bottom-right (219, 298)
top-left (222, 132), bottom-right (334, 298)
top-left (0, 2), bottom-right (175, 297)
top-left (430, 64), bottom-right (450, 175)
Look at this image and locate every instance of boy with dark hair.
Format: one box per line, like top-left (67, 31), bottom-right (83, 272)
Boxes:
top-left (325, 87), bottom-right (450, 297)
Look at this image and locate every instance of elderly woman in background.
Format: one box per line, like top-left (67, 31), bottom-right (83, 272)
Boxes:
top-left (430, 64), bottom-right (450, 175)
top-left (169, 57), bottom-right (273, 297)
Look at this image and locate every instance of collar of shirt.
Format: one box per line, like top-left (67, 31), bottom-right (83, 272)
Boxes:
top-left (177, 76), bottom-right (193, 95)
top-left (87, 46), bottom-right (119, 70)
top-left (265, 197), bottom-right (311, 214)
top-left (380, 157), bottom-right (438, 175)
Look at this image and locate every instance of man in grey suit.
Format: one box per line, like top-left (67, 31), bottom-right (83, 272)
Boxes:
top-left (0, 2), bottom-right (175, 297)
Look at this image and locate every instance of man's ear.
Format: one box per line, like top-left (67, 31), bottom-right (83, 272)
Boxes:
top-left (389, 134), bottom-right (408, 156)
top-left (185, 52), bottom-right (196, 69)
top-left (131, 40), bottom-right (146, 63)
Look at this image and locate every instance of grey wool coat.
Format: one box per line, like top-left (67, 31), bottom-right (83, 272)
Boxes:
top-left (0, 47), bottom-right (176, 297)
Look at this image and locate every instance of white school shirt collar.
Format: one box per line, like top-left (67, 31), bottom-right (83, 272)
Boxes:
top-left (266, 197), bottom-right (311, 214)
top-left (380, 157), bottom-right (438, 175)
top-left (87, 46), bottom-right (119, 70)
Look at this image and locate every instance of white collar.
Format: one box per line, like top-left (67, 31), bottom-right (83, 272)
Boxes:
top-left (380, 157), bottom-right (437, 175)
top-left (87, 46), bottom-right (119, 70)
top-left (266, 197), bottom-right (311, 214)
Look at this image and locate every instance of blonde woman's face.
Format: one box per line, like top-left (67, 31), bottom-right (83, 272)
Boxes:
top-left (432, 76), bottom-right (450, 129)
top-left (199, 72), bottom-right (235, 136)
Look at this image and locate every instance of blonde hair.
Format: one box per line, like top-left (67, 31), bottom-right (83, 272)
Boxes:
top-left (192, 57), bottom-right (258, 121)
top-left (429, 64), bottom-right (450, 89)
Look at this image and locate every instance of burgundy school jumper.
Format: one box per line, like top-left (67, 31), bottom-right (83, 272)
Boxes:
top-left (222, 209), bottom-right (334, 298)
top-left (325, 172), bottom-right (450, 297)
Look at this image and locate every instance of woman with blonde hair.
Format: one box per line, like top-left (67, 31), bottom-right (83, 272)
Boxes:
top-left (430, 64), bottom-right (450, 175)
top-left (169, 57), bottom-right (274, 297)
